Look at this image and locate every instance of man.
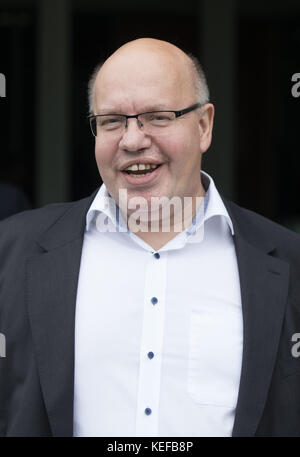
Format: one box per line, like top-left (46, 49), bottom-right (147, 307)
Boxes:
top-left (0, 181), bottom-right (31, 221)
top-left (0, 38), bottom-right (300, 437)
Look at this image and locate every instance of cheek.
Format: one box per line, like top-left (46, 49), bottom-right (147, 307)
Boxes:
top-left (174, 123), bottom-right (199, 151)
top-left (170, 136), bottom-right (201, 179)
top-left (164, 135), bottom-right (198, 169)
top-left (157, 135), bottom-right (186, 163)
top-left (95, 141), bottom-right (115, 172)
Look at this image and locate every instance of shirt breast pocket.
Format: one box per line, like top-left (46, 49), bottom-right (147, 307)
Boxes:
top-left (187, 305), bottom-right (243, 408)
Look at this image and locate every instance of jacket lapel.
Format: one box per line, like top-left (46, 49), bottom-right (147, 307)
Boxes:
top-left (223, 200), bottom-right (290, 436)
top-left (26, 192), bottom-right (97, 437)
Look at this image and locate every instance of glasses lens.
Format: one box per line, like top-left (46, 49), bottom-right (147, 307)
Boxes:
top-left (98, 115), bottom-right (125, 134)
top-left (140, 111), bottom-right (176, 135)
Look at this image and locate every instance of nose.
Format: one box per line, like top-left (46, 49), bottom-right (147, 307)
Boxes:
top-left (118, 118), bottom-right (151, 152)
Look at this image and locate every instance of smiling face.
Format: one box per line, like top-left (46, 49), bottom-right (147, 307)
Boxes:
top-left (92, 39), bottom-right (214, 218)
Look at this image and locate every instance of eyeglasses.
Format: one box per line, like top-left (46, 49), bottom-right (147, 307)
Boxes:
top-left (88, 103), bottom-right (202, 137)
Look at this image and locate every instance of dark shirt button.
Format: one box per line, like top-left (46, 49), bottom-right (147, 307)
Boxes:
top-left (145, 408), bottom-right (152, 415)
top-left (148, 351), bottom-right (154, 359)
top-left (154, 252), bottom-right (160, 259)
top-left (151, 297), bottom-right (158, 305)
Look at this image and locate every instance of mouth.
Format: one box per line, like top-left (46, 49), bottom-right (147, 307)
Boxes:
top-left (120, 162), bottom-right (164, 185)
top-left (122, 163), bottom-right (162, 177)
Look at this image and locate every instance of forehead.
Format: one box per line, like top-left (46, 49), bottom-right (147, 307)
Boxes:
top-left (94, 49), bottom-right (194, 111)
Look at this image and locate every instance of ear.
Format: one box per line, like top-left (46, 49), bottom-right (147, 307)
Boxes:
top-left (198, 103), bottom-right (214, 153)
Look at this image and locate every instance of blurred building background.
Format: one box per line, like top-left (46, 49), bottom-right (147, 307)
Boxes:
top-left (0, 0), bottom-right (300, 230)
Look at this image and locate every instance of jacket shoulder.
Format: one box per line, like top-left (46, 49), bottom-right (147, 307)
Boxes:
top-left (0, 194), bottom-right (93, 244)
top-left (0, 202), bottom-right (73, 236)
top-left (225, 199), bottom-right (300, 250)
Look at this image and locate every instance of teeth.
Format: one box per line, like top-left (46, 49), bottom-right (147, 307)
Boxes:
top-left (125, 163), bottom-right (159, 171)
top-left (129, 164), bottom-right (139, 171)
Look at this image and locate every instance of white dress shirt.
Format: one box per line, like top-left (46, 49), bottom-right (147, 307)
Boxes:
top-left (73, 170), bottom-right (243, 437)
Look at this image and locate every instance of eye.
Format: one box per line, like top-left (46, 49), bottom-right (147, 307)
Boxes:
top-left (155, 115), bottom-right (169, 121)
top-left (98, 116), bottom-right (123, 130)
top-left (144, 112), bottom-right (174, 125)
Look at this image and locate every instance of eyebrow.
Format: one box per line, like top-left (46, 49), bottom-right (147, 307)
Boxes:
top-left (140, 104), bottom-right (170, 112)
top-left (96, 104), bottom-right (171, 115)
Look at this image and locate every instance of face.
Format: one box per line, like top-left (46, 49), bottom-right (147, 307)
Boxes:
top-left (93, 42), bottom-right (214, 218)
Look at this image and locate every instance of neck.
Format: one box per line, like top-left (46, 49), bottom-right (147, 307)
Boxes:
top-left (125, 184), bottom-right (206, 250)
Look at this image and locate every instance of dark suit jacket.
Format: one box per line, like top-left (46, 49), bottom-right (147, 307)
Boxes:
top-left (0, 182), bottom-right (31, 221)
top-left (0, 189), bottom-right (300, 437)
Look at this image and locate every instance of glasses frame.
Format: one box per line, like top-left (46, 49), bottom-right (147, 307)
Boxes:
top-left (88, 102), bottom-right (203, 137)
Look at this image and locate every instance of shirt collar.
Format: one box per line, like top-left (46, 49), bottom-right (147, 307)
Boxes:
top-left (85, 170), bottom-right (234, 239)
top-left (86, 184), bottom-right (126, 232)
top-left (185, 170), bottom-right (234, 243)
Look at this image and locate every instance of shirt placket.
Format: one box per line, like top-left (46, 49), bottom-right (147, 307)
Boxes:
top-left (135, 250), bottom-right (168, 436)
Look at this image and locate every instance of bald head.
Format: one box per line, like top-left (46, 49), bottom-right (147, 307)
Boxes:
top-left (88, 38), bottom-right (209, 115)
top-left (109, 37), bottom-right (186, 61)
top-left (104, 38), bottom-right (191, 73)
